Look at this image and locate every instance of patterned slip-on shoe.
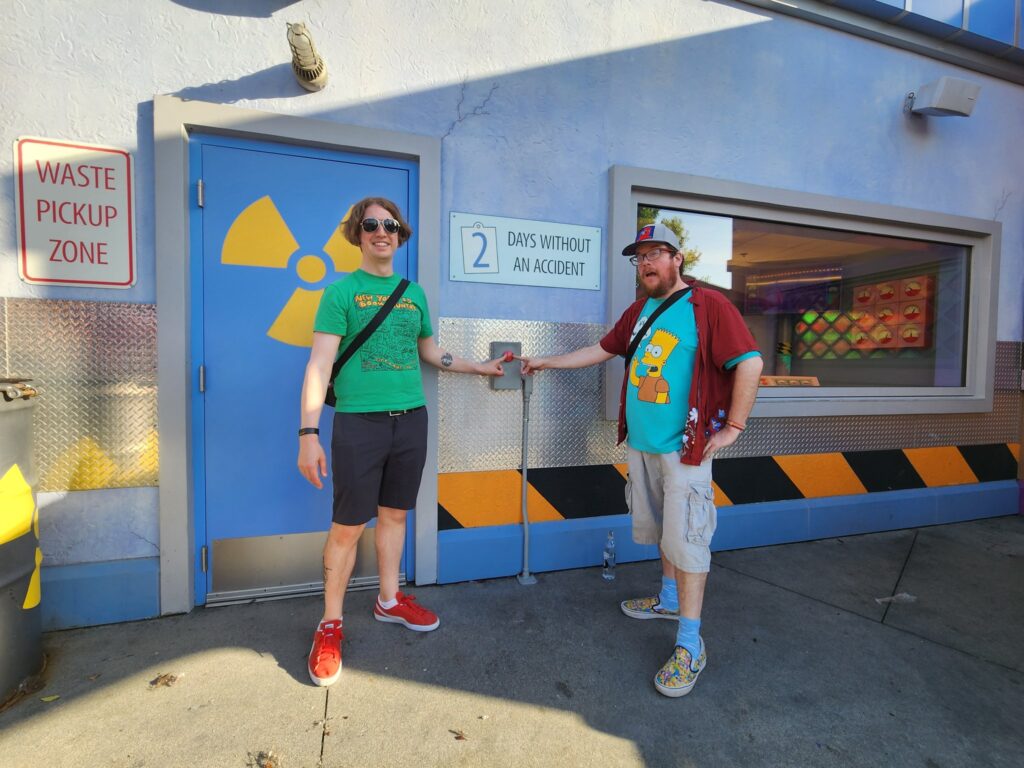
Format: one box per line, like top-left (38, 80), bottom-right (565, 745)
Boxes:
top-left (654, 638), bottom-right (706, 698)
top-left (620, 595), bottom-right (679, 620)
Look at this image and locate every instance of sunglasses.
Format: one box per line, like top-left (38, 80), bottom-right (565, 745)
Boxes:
top-left (360, 217), bottom-right (401, 234)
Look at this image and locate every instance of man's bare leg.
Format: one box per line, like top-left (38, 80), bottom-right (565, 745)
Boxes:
top-left (675, 569), bottom-right (707, 620)
top-left (322, 521), bottom-right (365, 621)
top-left (372, 505), bottom-right (439, 631)
top-left (374, 505), bottom-right (407, 602)
top-left (660, 547), bottom-right (674, 580)
top-left (654, 567), bottom-right (709, 697)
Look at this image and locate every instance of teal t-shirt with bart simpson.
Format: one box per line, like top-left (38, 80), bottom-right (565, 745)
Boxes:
top-left (625, 297), bottom-right (698, 454)
top-left (626, 294), bottom-right (761, 454)
top-left (313, 270), bottom-right (433, 412)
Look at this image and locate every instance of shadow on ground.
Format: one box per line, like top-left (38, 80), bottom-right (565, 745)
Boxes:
top-left (1, 516), bottom-right (1022, 767)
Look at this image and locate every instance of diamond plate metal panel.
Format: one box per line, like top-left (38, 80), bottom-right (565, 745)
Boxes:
top-left (437, 318), bottom-right (624, 472)
top-left (2, 299), bottom-right (158, 492)
top-left (734, 340), bottom-right (1021, 458)
top-left (437, 319), bottom-right (1022, 470)
top-left (731, 391), bottom-right (1020, 458)
top-left (994, 340), bottom-right (1022, 391)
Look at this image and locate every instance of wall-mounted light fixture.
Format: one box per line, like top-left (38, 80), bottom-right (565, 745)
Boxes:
top-left (287, 22), bottom-right (328, 92)
top-left (904, 76), bottom-right (980, 117)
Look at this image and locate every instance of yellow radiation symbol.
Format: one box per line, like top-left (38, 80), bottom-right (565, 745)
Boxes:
top-left (221, 196), bottom-right (362, 347)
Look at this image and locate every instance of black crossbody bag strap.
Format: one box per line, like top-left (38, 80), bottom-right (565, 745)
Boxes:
top-left (624, 287), bottom-right (692, 366)
top-left (325, 278), bottom-right (410, 406)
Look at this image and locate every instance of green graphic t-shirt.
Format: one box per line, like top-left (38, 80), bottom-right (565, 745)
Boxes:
top-left (313, 269), bottom-right (433, 412)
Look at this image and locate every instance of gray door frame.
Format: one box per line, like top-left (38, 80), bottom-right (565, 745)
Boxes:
top-left (154, 95), bottom-right (442, 615)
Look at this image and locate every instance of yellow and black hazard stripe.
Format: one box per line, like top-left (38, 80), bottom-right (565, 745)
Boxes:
top-left (437, 442), bottom-right (1019, 530)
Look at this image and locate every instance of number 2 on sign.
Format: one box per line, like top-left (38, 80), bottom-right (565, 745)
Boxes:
top-left (471, 231), bottom-right (490, 268)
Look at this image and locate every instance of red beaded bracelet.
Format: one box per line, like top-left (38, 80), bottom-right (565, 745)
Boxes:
top-left (726, 419), bottom-right (745, 431)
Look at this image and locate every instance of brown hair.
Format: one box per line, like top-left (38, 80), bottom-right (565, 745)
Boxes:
top-left (340, 197), bottom-right (413, 246)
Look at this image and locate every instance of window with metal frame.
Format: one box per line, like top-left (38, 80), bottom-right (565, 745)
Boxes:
top-left (606, 166), bottom-right (1001, 419)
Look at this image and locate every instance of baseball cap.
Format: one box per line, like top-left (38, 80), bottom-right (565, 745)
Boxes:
top-left (621, 223), bottom-right (682, 256)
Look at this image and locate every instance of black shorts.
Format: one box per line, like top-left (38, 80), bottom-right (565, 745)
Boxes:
top-left (331, 407), bottom-right (428, 526)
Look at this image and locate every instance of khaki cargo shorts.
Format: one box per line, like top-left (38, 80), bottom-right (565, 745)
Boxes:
top-left (626, 447), bottom-right (717, 573)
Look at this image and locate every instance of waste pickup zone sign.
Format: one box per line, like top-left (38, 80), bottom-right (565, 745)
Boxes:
top-left (14, 137), bottom-right (136, 288)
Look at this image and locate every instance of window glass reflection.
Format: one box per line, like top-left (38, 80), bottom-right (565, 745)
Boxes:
top-left (967, 0), bottom-right (1016, 44)
top-left (912, 0), bottom-right (964, 26)
top-left (637, 205), bottom-right (969, 389)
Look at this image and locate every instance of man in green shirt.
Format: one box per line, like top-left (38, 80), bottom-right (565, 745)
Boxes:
top-left (297, 197), bottom-right (504, 687)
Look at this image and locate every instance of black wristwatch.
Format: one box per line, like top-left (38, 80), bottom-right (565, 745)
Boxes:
top-left (298, 427), bottom-right (320, 437)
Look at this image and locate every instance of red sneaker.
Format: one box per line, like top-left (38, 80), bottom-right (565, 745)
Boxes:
top-left (373, 592), bottom-right (440, 632)
top-left (307, 619), bottom-right (343, 686)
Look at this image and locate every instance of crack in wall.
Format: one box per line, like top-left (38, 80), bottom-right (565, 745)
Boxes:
top-left (442, 80), bottom-right (499, 141)
top-left (993, 188), bottom-right (1012, 220)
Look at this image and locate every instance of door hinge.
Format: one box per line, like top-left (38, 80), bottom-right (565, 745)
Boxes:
top-left (198, 364), bottom-right (205, 393)
top-left (197, 179), bottom-right (205, 208)
top-left (201, 545), bottom-right (208, 574)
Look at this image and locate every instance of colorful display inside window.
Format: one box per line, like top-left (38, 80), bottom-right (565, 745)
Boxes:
top-left (794, 272), bottom-right (936, 359)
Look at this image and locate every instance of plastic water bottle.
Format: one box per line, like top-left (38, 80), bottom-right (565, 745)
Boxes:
top-left (602, 531), bottom-right (616, 581)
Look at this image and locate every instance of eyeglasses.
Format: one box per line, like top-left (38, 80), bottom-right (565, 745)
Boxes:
top-left (628, 247), bottom-right (675, 266)
top-left (360, 217), bottom-right (401, 234)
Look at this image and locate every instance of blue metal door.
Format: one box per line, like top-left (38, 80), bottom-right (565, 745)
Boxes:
top-left (190, 135), bottom-right (418, 603)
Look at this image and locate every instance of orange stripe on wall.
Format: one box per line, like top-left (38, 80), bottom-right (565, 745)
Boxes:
top-left (712, 482), bottom-right (732, 507)
top-left (904, 446), bottom-right (978, 487)
top-left (613, 461), bottom-right (732, 505)
top-left (438, 471), bottom-right (564, 528)
top-left (774, 453), bottom-right (867, 498)
top-left (1009, 443), bottom-right (1020, 461)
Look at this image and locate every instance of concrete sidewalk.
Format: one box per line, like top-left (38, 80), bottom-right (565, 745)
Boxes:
top-left (1, 515), bottom-right (1022, 768)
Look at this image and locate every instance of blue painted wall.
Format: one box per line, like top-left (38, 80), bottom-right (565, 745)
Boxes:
top-left (40, 558), bottom-right (159, 631)
top-left (3, 1), bottom-right (1021, 335)
top-left (1, 1), bottom-right (1020, 625)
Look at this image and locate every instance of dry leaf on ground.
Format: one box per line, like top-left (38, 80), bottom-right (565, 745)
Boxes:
top-left (148, 673), bottom-right (178, 688)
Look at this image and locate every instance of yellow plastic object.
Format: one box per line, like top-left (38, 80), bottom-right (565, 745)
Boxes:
top-left (0, 464), bottom-right (34, 545)
top-left (0, 463), bottom-right (42, 609)
top-left (23, 547), bottom-right (42, 609)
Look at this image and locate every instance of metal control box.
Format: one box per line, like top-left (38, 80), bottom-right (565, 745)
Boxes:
top-left (489, 341), bottom-right (522, 390)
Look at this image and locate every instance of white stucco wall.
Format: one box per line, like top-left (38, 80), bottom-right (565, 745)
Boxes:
top-left (2, 0), bottom-right (1022, 336)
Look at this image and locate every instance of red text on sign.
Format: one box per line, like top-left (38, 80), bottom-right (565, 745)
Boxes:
top-left (36, 200), bottom-right (118, 227)
top-left (49, 239), bottom-right (109, 265)
top-left (35, 161), bottom-right (117, 190)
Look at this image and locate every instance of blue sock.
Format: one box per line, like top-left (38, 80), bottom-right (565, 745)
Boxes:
top-left (676, 616), bottom-right (702, 661)
top-left (658, 576), bottom-right (678, 612)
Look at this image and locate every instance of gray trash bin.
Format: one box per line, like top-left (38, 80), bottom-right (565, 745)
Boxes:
top-left (1, 379), bottom-right (42, 702)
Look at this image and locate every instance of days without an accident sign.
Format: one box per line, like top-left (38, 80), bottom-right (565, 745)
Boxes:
top-left (14, 137), bottom-right (136, 288)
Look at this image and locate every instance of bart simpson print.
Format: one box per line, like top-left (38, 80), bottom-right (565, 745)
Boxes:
top-left (630, 329), bottom-right (681, 404)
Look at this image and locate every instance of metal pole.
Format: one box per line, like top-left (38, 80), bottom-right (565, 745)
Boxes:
top-left (517, 374), bottom-right (536, 585)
